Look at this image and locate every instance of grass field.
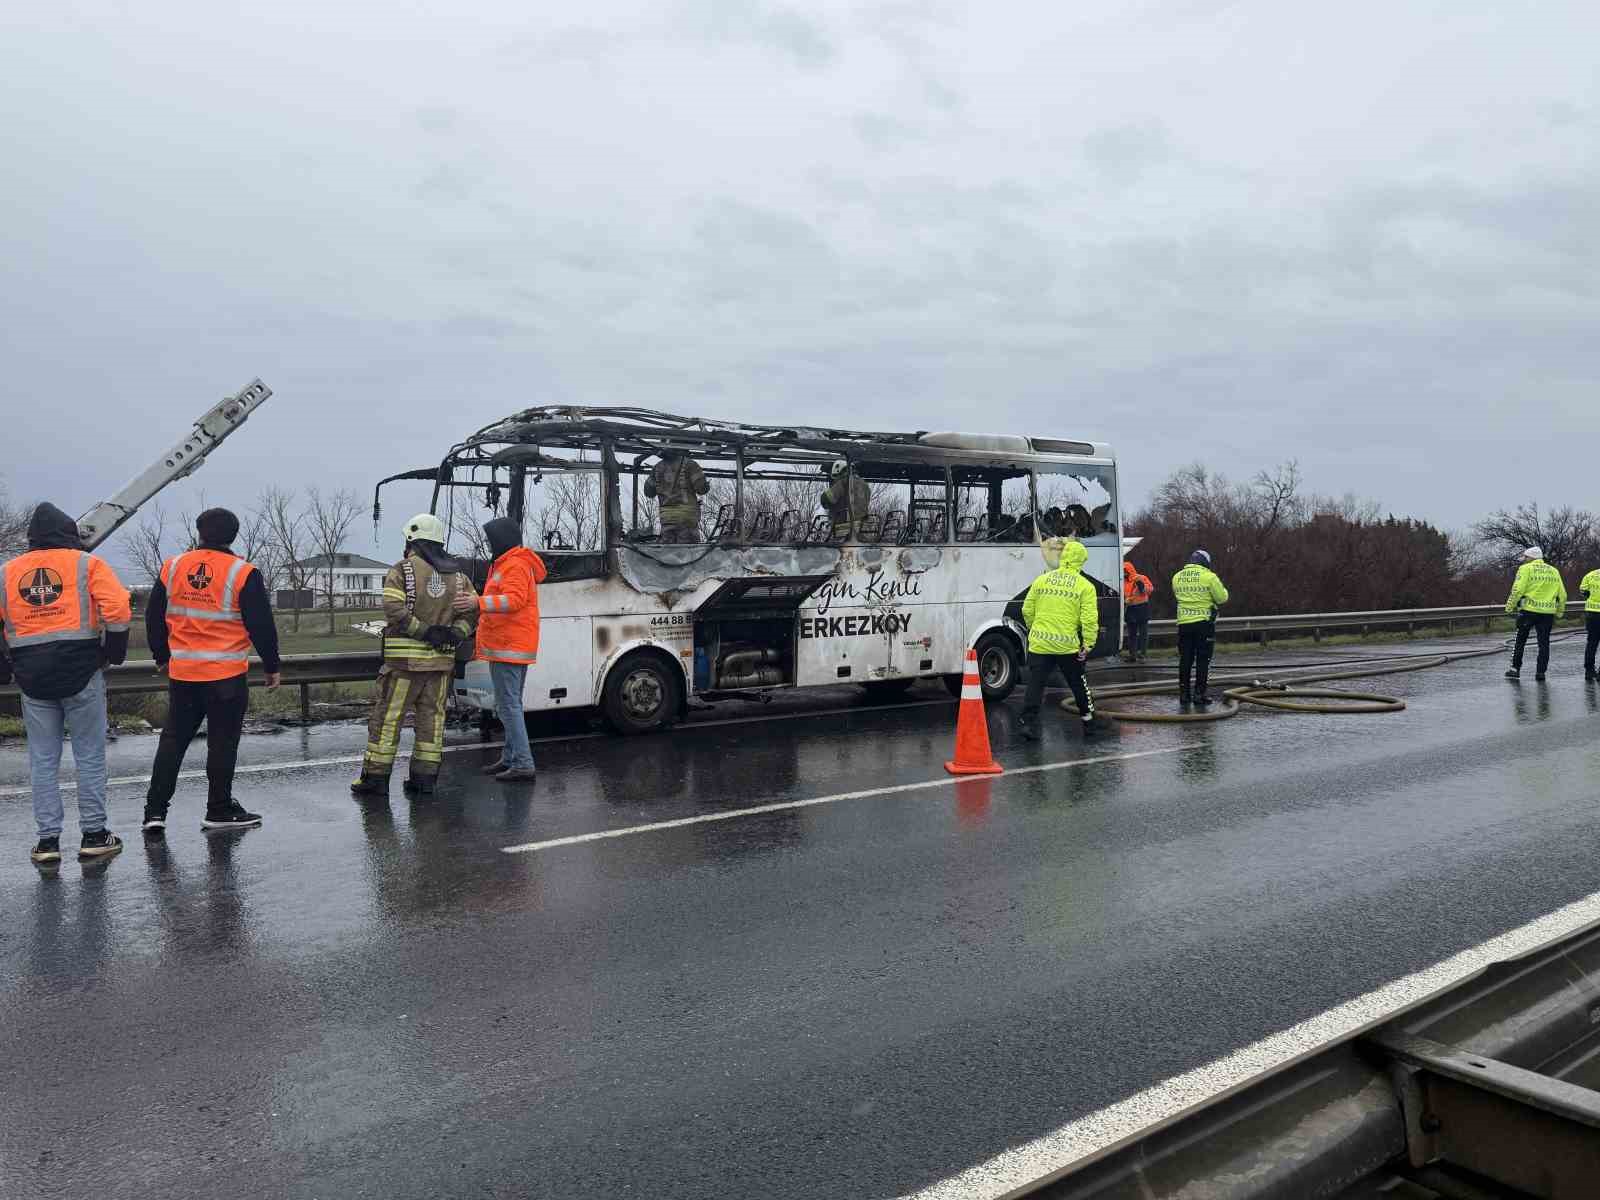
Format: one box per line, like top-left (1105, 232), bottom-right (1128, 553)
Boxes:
top-left (124, 607), bottom-right (386, 659)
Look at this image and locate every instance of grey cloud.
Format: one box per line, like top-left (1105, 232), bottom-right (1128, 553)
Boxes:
top-left (1082, 121), bottom-right (1175, 185)
top-left (676, 0), bottom-right (837, 68)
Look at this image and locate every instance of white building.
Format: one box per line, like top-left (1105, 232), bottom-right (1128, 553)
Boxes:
top-left (282, 552), bottom-right (389, 610)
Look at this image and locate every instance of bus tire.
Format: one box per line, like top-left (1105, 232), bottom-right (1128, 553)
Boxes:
top-left (972, 630), bottom-right (1022, 702)
top-left (602, 650), bottom-right (683, 735)
top-left (860, 678), bottom-right (916, 699)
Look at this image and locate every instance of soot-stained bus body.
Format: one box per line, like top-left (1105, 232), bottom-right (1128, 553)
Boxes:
top-left (373, 408), bottom-right (1120, 734)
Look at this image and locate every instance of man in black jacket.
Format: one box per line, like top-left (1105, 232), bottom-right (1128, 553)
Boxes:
top-left (0, 503), bottom-right (132, 864)
top-left (142, 508), bottom-right (281, 835)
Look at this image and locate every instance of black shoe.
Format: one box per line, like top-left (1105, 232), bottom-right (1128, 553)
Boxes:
top-left (1505, 667), bottom-right (1520, 679)
top-left (1535, 674), bottom-right (1546, 682)
top-left (350, 773), bottom-right (390, 798)
top-left (1081, 720), bottom-right (1097, 739)
top-left (403, 777), bottom-right (436, 798)
top-left (1586, 670), bottom-right (1597, 681)
top-left (31, 836), bottom-right (61, 864)
top-left (1017, 718), bottom-right (1040, 742)
top-left (141, 808), bottom-right (168, 837)
top-left (481, 760), bottom-right (510, 776)
top-left (78, 830), bottom-right (123, 860)
top-left (496, 766), bottom-right (538, 783)
top-left (202, 802), bottom-right (262, 831)
top-left (1193, 692), bottom-right (1213, 707)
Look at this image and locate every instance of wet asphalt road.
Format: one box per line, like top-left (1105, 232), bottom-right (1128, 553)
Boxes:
top-left (2, 636), bottom-right (1599, 1200)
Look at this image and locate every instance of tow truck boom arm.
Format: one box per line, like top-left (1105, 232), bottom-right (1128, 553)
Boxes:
top-left (75, 379), bottom-right (273, 552)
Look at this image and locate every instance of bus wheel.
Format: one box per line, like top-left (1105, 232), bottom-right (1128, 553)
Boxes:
top-left (860, 678), bottom-right (916, 700)
top-left (973, 631), bottom-right (1021, 702)
top-left (602, 652), bottom-right (682, 735)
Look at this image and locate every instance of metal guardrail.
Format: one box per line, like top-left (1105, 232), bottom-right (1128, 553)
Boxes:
top-left (1146, 600), bottom-right (1588, 646)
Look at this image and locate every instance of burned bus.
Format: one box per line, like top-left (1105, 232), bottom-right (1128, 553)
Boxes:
top-left (372, 408), bottom-right (1121, 734)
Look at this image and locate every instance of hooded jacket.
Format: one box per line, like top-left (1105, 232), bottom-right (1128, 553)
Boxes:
top-left (1122, 561), bottom-right (1153, 610)
top-left (1021, 539), bottom-right (1100, 656)
top-left (475, 518), bottom-right (548, 664)
top-left (0, 503), bottom-right (132, 699)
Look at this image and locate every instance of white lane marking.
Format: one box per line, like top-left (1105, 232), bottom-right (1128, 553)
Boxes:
top-left (0, 696), bottom-right (955, 799)
top-left (500, 744), bottom-right (1200, 855)
top-left (900, 890), bottom-right (1600, 1200)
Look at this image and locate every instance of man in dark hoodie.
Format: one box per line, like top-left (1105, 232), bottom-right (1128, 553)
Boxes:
top-left (0, 502), bottom-right (132, 864)
top-left (143, 507), bottom-right (281, 834)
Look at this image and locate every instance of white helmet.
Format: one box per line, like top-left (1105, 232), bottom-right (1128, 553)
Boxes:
top-left (403, 512), bottom-right (447, 545)
top-left (830, 459), bottom-right (849, 477)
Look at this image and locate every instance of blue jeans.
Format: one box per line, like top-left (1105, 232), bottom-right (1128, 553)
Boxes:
top-left (490, 662), bottom-right (534, 769)
top-left (22, 671), bottom-right (109, 839)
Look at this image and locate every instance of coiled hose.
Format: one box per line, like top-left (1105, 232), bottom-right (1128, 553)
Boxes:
top-left (1062, 629), bottom-right (1589, 723)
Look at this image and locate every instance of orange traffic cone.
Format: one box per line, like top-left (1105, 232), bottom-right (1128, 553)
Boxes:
top-left (944, 647), bottom-right (1004, 776)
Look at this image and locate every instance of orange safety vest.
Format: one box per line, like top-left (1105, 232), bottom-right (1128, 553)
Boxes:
top-left (161, 549), bottom-right (257, 681)
top-left (0, 548), bottom-right (129, 649)
top-left (1123, 571), bottom-right (1152, 606)
top-left (475, 547), bottom-right (547, 664)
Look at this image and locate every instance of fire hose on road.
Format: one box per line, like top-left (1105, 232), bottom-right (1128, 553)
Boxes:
top-left (1063, 630), bottom-right (1589, 723)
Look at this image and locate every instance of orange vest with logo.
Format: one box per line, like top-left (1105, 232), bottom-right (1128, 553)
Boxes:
top-left (475, 547), bottom-right (546, 664)
top-left (161, 549), bottom-right (257, 681)
top-left (0, 548), bottom-right (128, 649)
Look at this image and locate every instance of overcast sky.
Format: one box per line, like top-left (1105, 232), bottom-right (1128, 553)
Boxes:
top-left (3, 0), bottom-right (1596, 569)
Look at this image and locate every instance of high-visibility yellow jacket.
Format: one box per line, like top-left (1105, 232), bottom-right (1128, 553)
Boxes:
top-left (1581, 568), bottom-right (1600, 613)
top-left (1172, 563), bottom-right (1229, 625)
top-left (1021, 539), bottom-right (1099, 655)
top-left (1505, 559), bottom-right (1566, 615)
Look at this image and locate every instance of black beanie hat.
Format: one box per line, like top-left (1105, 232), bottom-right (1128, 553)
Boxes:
top-left (196, 507), bottom-right (240, 547)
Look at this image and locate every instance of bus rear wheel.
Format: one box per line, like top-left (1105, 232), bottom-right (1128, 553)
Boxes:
top-left (602, 652), bottom-right (682, 735)
top-left (944, 631), bottom-right (1021, 702)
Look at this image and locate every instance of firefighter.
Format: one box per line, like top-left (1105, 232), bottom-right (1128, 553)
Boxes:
top-left (1019, 537), bottom-right (1099, 740)
top-left (351, 514), bottom-right (479, 799)
top-left (454, 516), bottom-right (546, 782)
top-left (1121, 560), bottom-right (1154, 661)
top-left (644, 451), bottom-right (710, 544)
top-left (144, 508), bottom-right (281, 834)
top-left (1172, 549), bottom-right (1229, 706)
top-left (1504, 546), bottom-right (1566, 681)
top-left (821, 460), bottom-right (869, 540)
top-left (0, 502), bottom-right (132, 864)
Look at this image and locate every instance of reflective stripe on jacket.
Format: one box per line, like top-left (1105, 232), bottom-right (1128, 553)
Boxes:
top-left (1122, 569), bottom-right (1153, 609)
top-left (1582, 569), bottom-right (1600, 613)
top-left (1021, 540), bottom-right (1099, 656)
top-left (161, 549), bottom-right (256, 680)
top-left (1505, 559), bottom-right (1566, 615)
top-left (381, 554), bottom-right (477, 672)
top-left (0, 548), bottom-right (130, 650)
top-left (476, 547), bottom-right (547, 664)
top-left (1171, 564), bottom-right (1229, 625)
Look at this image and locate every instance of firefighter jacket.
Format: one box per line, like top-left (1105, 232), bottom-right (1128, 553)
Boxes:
top-left (645, 455), bottom-right (710, 528)
top-left (1122, 563), bottom-right (1154, 609)
top-left (382, 551), bottom-right (478, 672)
top-left (1172, 563), bottom-right (1229, 625)
top-left (0, 504), bottom-right (131, 700)
top-left (1506, 558), bottom-right (1567, 615)
top-left (822, 474), bottom-right (870, 536)
top-left (475, 546), bottom-right (547, 664)
top-left (1582, 568), bottom-right (1600, 613)
top-left (1021, 539), bottom-right (1099, 656)
top-left (154, 548), bottom-right (279, 682)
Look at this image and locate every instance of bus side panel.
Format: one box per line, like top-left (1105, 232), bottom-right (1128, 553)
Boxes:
top-left (519, 616), bottom-right (594, 712)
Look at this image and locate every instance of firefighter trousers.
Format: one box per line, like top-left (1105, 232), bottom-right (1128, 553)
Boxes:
top-left (364, 667), bottom-right (449, 781)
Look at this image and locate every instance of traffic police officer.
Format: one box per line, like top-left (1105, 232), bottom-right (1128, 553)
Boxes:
top-left (1019, 537), bottom-right (1099, 740)
top-left (0, 502), bottom-right (131, 864)
top-left (1172, 549), bottom-right (1229, 706)
top-left (351, 514), bottom-right (479, 798)
top-left (1581, 562), bottom-right (1600, 681)
top-left (644, 451), bottom-right (710, 544)
top-left (1504, 546), bottom-right (1566, 681)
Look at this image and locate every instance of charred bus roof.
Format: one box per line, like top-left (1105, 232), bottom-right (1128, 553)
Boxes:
top-left (443, 406), bottom-right (1114, 468)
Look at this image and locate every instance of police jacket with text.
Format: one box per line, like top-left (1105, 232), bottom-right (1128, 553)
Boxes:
top-left (1505, 558), bottom-right (1567, 615)
top-left (381, 546), bottom-right (478, 673)
top-left (1171, 563), bottom-right (1229, 625)
top-left (0, 503), bottom-right (132, 700)
top-left (1021, 539), bottom-right (1099, 656)
top-left (1582, 568), bottom-right (1600, 613)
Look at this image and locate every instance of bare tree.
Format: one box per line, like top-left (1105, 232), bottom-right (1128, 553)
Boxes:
top-left (237, 503), bottom-right (284, 596)
top-left (0, 479), bottom-right (29, 560)
top-left (304, 486), bottom-right (365, 633)
top-left (1472, 503), bottom-right (1597, 574)
top-left (122, 504), bottom-right (176, 585)
top-left (261, 487), bottom-right (312, 631)
top-left (532, 472), bottom-right (604, 550)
